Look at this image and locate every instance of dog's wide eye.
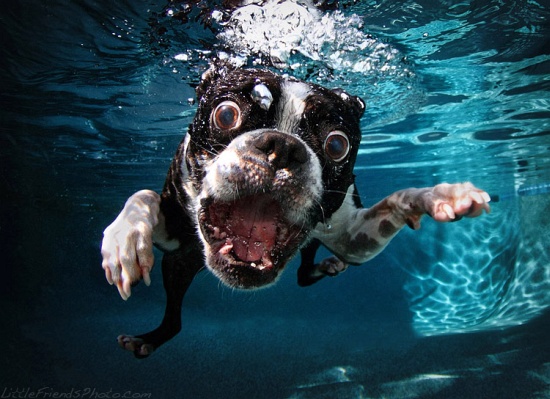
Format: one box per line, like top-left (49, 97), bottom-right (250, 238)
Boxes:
top-left (324, 131), bottom-right (350, 162)
top-left (212, 101), bottom-right (242, 130)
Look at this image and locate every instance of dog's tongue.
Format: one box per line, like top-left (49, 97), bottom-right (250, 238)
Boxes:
top-left (229, 196), bottom-right (279, 263)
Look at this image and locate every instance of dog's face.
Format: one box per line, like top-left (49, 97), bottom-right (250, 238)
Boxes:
top-left (180, 64), bottom-right (364, 289)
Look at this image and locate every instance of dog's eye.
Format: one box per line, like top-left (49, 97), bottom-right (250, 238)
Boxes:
top-left (324, 131), bottom-right (350, 162)
top-left (212, 101), bottom-right (242, 130)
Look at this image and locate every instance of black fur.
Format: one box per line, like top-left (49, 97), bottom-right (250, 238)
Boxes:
top-left (130, 63), bottom-right (365, 356)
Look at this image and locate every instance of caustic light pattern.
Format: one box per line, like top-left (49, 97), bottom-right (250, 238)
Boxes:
top-left (402, 196), bottom-right (549, 336)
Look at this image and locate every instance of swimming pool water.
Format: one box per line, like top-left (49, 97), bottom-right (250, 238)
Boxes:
top-left (1, 0), bottom-right (549, 397)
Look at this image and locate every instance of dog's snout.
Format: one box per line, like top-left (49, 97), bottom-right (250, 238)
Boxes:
top-left (253, 132), bottom-right (308, 170)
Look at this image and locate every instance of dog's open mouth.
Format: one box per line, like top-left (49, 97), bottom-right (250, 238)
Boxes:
top-left (200, 194), bottom-right (306, 286)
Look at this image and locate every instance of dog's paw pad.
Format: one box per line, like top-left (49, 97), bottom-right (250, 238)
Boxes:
top-left (431, 183), bottom-right (491, 222)
top-left (117, 335), bottom-right (155, 358)
top-left (318, 256), bottom-right (347, 277)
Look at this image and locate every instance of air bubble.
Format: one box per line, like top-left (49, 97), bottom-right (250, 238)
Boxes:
top-left (174, 53), bottom-right (189, 61)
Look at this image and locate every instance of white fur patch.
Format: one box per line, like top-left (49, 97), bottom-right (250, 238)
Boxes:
top-left (180, 134), bottom-right (191, 180)
top-left (276, 80), bottom-right (312, 133)
top-left (180, 133), bottom-right (199, 203)
top-left (312, 184), bottom-right (357, 241)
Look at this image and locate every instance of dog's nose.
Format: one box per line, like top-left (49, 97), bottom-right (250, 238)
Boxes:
top-left (253, 132), bottom-right (308, 170)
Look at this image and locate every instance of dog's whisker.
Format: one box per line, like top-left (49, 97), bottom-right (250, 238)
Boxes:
top-left (323, 188), bottom-right (353, 195)
top-left (190, 137), bottom-right (227, 157)
top-left (323, 188), bottom-right (365, 205)
top-left (313, 197), bottom-right (328, 227)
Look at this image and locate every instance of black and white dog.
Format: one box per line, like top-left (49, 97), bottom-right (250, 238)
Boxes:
top-left (101, 63), bottom-right (490, 358)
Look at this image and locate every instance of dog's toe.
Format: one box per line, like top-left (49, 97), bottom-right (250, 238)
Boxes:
top-left (117, 335), bottom-right (155, 358)
top-left (318, 256), bottom-right (348, 276)
top-left (431, 183), bottom-right (491, 222)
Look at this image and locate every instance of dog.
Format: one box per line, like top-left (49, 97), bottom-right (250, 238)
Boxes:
top-left (101, 62), bottom-right (491, 358)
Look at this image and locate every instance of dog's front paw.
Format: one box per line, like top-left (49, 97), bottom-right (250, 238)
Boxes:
top-left (318, 256), bottom-right (348, 277)
top-left (429, 182), bottom-right (491, 222)
top-left (117, 335), bottom-right (155, 359)
top-left (101, 190), bottom-right (160, 300)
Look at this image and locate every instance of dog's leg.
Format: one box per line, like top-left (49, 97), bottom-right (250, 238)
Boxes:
top-left (117, 249), bottom-right (203, 358)
top-left (101, 190), bottom-right (161, 299)
top-left (298, 239), bottom-right (348, 286)
top-left (314, 182), bottom-right (491, 274)
top-left (101, 190), bottom-right (180, 299)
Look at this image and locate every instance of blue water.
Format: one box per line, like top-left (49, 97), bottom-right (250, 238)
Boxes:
top-left (1, 0), bottom-right (549, 398)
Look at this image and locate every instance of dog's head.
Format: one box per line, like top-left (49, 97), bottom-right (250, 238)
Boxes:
top-left (180, 63), bottom-right (364, 289)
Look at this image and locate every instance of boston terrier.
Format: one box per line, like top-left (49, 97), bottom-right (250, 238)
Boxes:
top-left (101, 62), bottom-right (491, 358)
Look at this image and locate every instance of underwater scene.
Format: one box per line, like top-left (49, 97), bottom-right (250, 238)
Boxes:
top-left (1, 0), bottom-right (549, 398)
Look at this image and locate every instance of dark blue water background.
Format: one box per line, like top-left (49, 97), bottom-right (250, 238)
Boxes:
top-left (1, 0), bottom-right (549, 398)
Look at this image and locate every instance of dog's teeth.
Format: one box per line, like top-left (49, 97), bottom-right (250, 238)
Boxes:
top-left (212, 227), bottom-right (228, 240)
top-left (261, 253), bottom-right (273, 269)
top-left (219, 242), bottom-right (233, 255)
top-left (249, 261), bottom-right (268, 271)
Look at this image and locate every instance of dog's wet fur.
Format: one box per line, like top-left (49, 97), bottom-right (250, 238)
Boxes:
top-left (101, 62), bottom-right (491, 357)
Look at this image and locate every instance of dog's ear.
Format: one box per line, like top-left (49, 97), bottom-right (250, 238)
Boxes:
top-left (332, 88), bottom-right (365, 119)
top-left (196, 60), bottom-right (239, 101)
